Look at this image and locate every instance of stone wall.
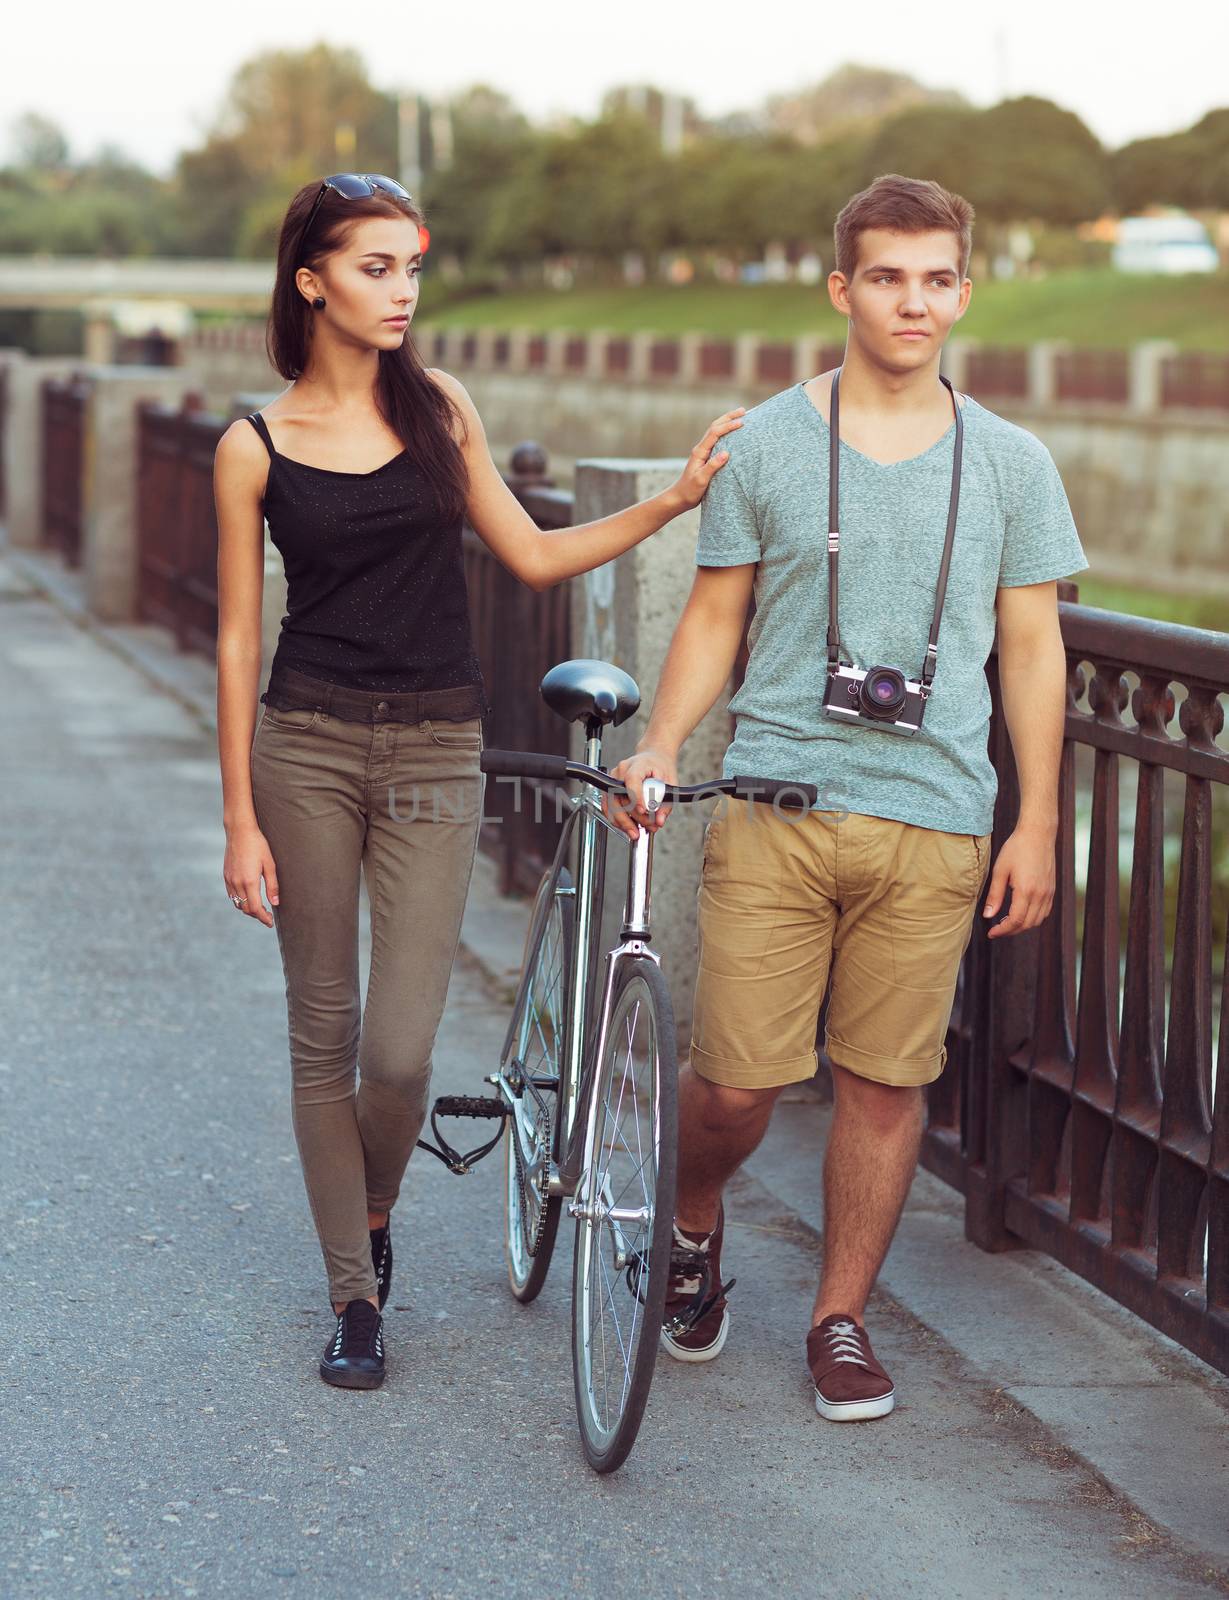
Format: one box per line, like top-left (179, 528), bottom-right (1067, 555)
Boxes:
top-left (452, 374), bottom-right (1229, 601)
top-left (176, 321), bottom-right (1229, 595)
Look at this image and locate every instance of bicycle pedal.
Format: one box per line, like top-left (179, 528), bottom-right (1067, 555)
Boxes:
top-left (432, 1095), bottom-right (509, 1120)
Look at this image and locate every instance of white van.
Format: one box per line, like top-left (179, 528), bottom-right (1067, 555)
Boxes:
top-left (1112, 214), bottom-right (1219, 274)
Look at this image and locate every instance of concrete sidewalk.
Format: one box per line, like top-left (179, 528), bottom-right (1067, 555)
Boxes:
top-left (5, 533), bottom-right (1228, 1594)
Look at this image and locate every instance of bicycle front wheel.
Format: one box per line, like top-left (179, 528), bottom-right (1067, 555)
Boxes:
top-left (571, 958), bottom-right (678, 1473)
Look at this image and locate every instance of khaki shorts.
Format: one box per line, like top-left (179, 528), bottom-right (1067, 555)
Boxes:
top-left (691, 800), bottom-right (992, 1091)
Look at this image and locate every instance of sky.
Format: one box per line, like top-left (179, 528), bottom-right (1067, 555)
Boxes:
top-left (6, 0), bottom-right (1227, 175)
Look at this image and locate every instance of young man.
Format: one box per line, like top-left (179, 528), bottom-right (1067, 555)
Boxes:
top-left (610, 174), bottom-right (1088, 1421)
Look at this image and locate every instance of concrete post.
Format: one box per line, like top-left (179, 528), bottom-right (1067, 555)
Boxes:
top-left (0, 351), bottom-right (83, 549)
top-left (1129, 340), bottom-right (1177, 414)
top-left (585, 331), bottom-right (610, 381)
top-left (507, 329), bottom-right (532, 375)
top-left (734, 333), bottom-right (760, 389)
top-left (545, 331), bottom-right (570, 377)
top-left (474, 328), bottom-right (498, 371)
top-left (628, 333), bottom-right (654, 384)
top-left (792, 336), bottom-right (825, 384)
top-left (570, 460), bottom-right (734, 1045)
top-left (678, 332), bottom-right (704, 386)
top-left (942, 338), bottom-right (976, 392)
top-left (82, 367), bottom-right (200, 621)
top-left (1028, 340), bottom-right (1068, 407)
top-left (82, 310), bottom-right (117, 365)
top-left (442, 329), bottom-right (469, 370)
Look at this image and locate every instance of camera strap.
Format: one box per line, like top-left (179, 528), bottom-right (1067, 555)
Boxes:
top-left (826, 368), bottom-right (964, 694)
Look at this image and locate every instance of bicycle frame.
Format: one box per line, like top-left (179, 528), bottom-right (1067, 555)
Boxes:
top-left (490, 726), bottom-right (662, 1204)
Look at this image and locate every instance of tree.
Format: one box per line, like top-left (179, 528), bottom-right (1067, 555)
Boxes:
top-left (169, 134), bottom-right (254, 257)
top-left (671, 135), bottom-right (829, 256)
top-left (216, 43), bottom-right (395, 179)
top-left (861, 97), bottom-right (1109, 225)
top-left (764, 64), bottom-right (967, 146)
top-left (859, 106), bottom-right (983, 200)
top-left (419, 86), bottom-right (538, 269)
top-left (5, 111), bottom-right (70, 172)
top-left (480, 113), bottom-right (670, 270)
top-left (974, 98), bottom-right (1109, 223)
top-left (1113, 109), bottom-right (1229, 211)
top-left (170, 43), bottom-right (397, 258)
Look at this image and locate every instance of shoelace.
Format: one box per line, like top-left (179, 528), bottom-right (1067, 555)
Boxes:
top-left (373, 1230), bottom-right (389, 1295)
top-left (329, 1305), bottom-right (382, 1359)
top-left (823, 1319), bottom-right (871, 1368)
top-left (663, 1234), bottom-right (736, 1336)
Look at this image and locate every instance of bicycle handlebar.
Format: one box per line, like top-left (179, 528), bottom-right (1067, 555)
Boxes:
top-left (479, 749), bottom-right (818, 809)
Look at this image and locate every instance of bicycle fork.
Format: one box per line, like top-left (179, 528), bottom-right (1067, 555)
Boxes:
top-left (560, 795), bottom-right (663, 1211)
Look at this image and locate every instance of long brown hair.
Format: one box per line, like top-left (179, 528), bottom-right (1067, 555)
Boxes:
top-left (265, 181), bottom-right (469, 524)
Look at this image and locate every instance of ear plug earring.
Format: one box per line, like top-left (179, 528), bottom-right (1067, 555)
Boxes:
top-left (312, 296), bottom-right (326, 309)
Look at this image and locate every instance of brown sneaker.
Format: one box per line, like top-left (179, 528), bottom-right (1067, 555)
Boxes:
top-left (806, 1314), bottom-right (895, 1421)
top-left (660, 1203), bottom-right (735, 1363)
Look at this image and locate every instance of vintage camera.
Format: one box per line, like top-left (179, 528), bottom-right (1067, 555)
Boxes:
top-left (819, 368), bottom-right (963, 743)
top-left (822, 662), bottom-right (928, 737)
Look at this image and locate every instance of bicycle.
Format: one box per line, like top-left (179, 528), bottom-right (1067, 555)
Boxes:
top-left (419, 658), bottom-right (817, 1472)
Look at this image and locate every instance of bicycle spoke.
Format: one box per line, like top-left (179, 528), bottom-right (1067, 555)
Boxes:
top-left (576, 970), bottom-right (669, 1446)
top-left (504, 870), bottom-right (572, 1301)
top-left (597, 1242), bottom-right (635, 1411)
top-left (600, 1008), bottom-right (656, 1214)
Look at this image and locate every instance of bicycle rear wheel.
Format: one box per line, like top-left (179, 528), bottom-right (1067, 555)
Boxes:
top-left (503, 864), bottom-right (574, 1303)
top-left (571, 958), bottom-right (677, 1473)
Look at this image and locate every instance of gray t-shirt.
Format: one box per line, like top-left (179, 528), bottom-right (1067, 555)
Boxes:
top-left (696, 382), bottom-right (1089, 836)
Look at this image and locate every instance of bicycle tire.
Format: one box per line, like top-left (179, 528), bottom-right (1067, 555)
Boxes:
top-left (502, 863), bottom-right (574, 1303)
top-left (570, 958), bottom-right (678, 1473)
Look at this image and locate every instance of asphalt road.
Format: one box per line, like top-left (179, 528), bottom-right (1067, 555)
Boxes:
top-left (3, 567), bottom-right (1223, 1599)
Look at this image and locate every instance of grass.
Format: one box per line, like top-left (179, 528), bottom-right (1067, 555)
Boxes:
top-left (419, 270), bottom-right (1229, 350)
top-left (1073, 576), bottom-right (1229, 633)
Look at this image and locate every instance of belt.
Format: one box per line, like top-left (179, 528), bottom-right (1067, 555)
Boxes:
top-left (262, 663), bottom-right (489, 725)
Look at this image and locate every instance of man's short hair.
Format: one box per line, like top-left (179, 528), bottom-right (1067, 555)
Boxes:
top-left (834, 175), bottom-right (975, 280)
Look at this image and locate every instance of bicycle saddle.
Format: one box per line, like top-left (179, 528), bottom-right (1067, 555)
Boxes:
top-left (540, 659), bottom-right (641, 727)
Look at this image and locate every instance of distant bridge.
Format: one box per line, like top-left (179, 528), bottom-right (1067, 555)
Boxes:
top-left (0, 256), bottom-right (271, 361)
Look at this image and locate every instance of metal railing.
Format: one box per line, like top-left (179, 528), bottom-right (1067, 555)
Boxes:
top-left (1161, 352), bottom-right (1229, 412)
top-left (41, 373), bottom-right (91, 568)
top-left (1056, 348), bottom-right (1131, 405)
top-left (962, 607), bottom-right (1228, 1374)
top-left (963, 346), bottom-right (1029, 400)
top-left (135, 393), bottom-right (220, 654)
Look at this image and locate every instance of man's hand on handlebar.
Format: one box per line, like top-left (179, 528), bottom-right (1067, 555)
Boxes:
top-left (607, 748), bottom-right (679, 838)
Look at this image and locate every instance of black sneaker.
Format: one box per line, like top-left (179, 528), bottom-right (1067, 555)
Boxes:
top-left (371, 1223), bottom-right (392, 1312)
top-left (319, 1299), bottom-right (386, 1389)
top-left (660, 1202), bottom-right (735, 1363)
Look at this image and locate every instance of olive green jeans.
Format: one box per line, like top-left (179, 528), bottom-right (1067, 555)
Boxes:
top-left (250, 683), bottom-right (483, 1304)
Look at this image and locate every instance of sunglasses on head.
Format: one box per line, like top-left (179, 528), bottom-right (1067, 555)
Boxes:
top-left (299, 173), bottom-right (414, 260)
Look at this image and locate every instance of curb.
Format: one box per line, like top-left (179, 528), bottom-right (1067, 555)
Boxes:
top-left (3, 543), bottom-right (220, 735)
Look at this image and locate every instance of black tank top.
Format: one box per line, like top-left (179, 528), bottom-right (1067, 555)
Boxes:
top-left (246, 411), bottom-right (487, 696)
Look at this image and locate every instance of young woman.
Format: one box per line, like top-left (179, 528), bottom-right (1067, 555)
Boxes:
top-left (212, 172), bottom-right (742, 1390)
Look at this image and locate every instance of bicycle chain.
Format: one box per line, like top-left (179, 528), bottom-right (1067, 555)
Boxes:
top-left (510, 1096), bottom-right (553, 1258)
